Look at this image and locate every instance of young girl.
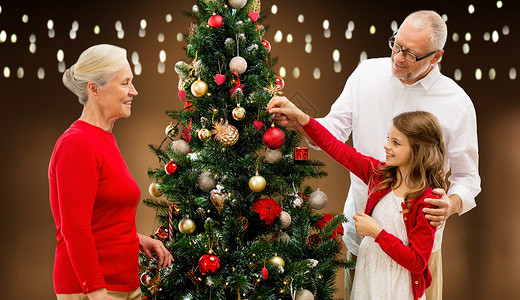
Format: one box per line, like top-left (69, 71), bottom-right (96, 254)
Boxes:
top-left (267, 97), bottom-right (446, 300)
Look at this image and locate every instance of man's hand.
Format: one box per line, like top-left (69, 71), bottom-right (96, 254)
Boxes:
top-left (353, 211), bottom-right (382, 238)
top-left (423, 189), bottom-right (462, 227)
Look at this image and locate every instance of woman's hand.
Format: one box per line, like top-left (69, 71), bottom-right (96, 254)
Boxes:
top-left (87, 288), bottom-right (109, 300)
top-left (138, 234), bottom-right (174, 269)
top-left (267, 96), bottom-right (310, 127)
top-left (353, 211), bottom-right (383, 238)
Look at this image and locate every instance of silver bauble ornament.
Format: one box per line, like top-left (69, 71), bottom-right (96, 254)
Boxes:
top-left (179, 216), bottom-right (196, 234)
top-left (171, 139), bottom-right (190, 156)
top-left (295, 289), bottom-right (314, 300)
top-left (309, 189), bottom-right (328, 210)
top-left (278, 232), bottom-right (290, 244)
top-left (279, 211), bottom-right (291, 229)
top-left (265, 149), bottom-right (282, 164)
top-left (249, 173), bottom-right (266, 192)
top-left (229, 56), bottom-right (247, 74)
top-left (199, 171), bottom-right (217, 192)
top-left (228, 0), bottom-right (247, 9)
top-left (292, 196), bottom-right (303, 208)
top-left (174, 61), bottom-right (186, 75)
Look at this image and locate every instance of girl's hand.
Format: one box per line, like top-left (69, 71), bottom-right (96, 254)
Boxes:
top-left (353, 211), bottom-right (383, 238)
top-left (267, 96), bottom-right (310, 126)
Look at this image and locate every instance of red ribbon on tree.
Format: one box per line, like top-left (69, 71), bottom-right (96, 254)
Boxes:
top-left (252, 198), bottom-right (282, 225)
top-left (314, 213), bottom-right (344, 239)
top-left (229, 71), bottom-right (245, 95)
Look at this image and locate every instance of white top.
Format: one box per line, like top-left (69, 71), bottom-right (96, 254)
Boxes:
top-left (351, 192), bottom-right (425, 300)
top-left (313, 57), bottom-right (480, 255)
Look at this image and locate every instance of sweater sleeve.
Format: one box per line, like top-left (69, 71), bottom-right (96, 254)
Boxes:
top-left (374, 200), bottom-right (436, 274)
top-left (54, 135), bottom-right (106, 293)
top-left (302, 117), bottom-right (381, 184)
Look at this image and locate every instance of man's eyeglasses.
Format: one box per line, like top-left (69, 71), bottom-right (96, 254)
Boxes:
top-left (388, 32), bottom-right (438, 63)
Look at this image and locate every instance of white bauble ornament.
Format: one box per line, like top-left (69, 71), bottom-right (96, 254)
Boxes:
top-left (292, 196), bottom-right (303, 208)
top-left (279, 211), bottom-right (291, 229)
top-left (309, 189), bottom-right (328, 210)
top-left (265, 149), bottom-right (282, 164)
top-left (171, 139), bottom-right (190, 156)
top-left (229, 56), bottom-right (247, 74)
top-left (228, 0), bottom-right (247, 9)
top-left (199, 171), bottom-right (217, 192)
top-left (295, 289), bottom-right (314, 300)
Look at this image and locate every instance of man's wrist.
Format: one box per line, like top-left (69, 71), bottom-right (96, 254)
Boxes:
top-left (448, 194), bottom-right (462, 216)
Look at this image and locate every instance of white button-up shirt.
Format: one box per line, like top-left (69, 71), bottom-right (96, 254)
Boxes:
top-left (314, 57), bottom-right (480, 255)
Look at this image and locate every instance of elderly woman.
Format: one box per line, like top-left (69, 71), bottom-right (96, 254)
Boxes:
top-left (48, 44), bottom-right (173, 300)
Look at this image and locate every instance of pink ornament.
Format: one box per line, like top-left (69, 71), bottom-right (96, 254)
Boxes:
top-left (262, 126), bottom-right (285, 149)
top-left (208, 15), bottom-right (223, 28)
top-left (253, 120), bottom-right (264, 131)
top-left (248, 12), bottom-right (259, 22)
top-left (215, 74), bottom-right (226, 85)
top-left (178, 90), bottom-right (186, 101)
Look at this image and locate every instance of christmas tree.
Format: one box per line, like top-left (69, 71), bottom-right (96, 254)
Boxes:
top-left (140, 1), bottom-right (350, 299)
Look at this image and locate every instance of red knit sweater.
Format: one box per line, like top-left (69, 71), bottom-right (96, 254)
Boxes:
top-left (48, 121), bottom-right (141, 294)
top-left (303, 117), bottom-right (436, 299)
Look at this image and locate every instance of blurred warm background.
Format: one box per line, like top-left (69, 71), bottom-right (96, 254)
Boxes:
top-left (1, 0), bottom-right (519, 298)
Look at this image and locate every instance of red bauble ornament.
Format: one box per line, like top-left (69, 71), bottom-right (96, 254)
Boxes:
top-left (261, 267), bottom-right (268, 279)
top-left (262, 126), bottom-right (285, 149)
top-left (215, 74), bottom-right (226, 85)
top-left (178, 90), bottom-right (186, 101)
top-left (208, 15), bottom-right (223, 28)
top-left (275, 76), bottom-right (285, 89)
top-left (165, 159), bottom-right (178, 175)
top-left (261, 40), bottom-right (271, 53)
top-left (248, 12), bottom-right (259, 22)
top-left (198, 254), bottom-right (220, 275)
top-left (253, 120), bottom-right (264, 131)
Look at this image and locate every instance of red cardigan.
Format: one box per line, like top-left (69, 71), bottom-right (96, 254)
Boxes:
top-left (48, 121), bottom-right (141, 294)
top-left (303, 117), bottom-right (436, 299)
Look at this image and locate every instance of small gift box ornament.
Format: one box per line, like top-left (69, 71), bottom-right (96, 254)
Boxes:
top-left (294, 147), bottom-right (308, 161)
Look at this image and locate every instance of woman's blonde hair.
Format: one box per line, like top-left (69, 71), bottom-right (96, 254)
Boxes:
top-left (372, 111), bottom-right (447, 211)
top-left (62, 44), bottom-right (127, 104)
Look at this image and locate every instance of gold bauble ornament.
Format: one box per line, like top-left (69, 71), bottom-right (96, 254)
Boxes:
top-left (249, 172), bottom-right (266, 192)
top-left (229, 56), bottom-right (247, 74)
top-left (197, 128), bottom-right (211, 141)
top-left (179, 215), bottom-right (196, 234)
top-left (165, 122), bottom-right (177, 137)
top-left (245, 0), bottom-right (261, 13)
top-left (295, 289), bottom-right (314, 300)
top-left (279, 211), bottom-right (291, 229)
top-left (228, 0), bottom-right (247, 9)
top-left (148, 181), bottom-right (162, 197)
top-left (213, 120), bottom-right (239, 146)
top-left (269, 254), bottom-right (285, 268)
top-left (232, 105), bottom-right (246, 120)
top-left (191, 79), bottom-right (208, 97)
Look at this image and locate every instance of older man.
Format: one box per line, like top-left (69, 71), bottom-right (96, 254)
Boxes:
top-left (275, 10), bottom-right (480, 299)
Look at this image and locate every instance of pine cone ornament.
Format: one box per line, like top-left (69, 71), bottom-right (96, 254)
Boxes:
top-left (213, 120), bottom-right (239, 146)
top-left (306, 233), bottom-right (323, 250)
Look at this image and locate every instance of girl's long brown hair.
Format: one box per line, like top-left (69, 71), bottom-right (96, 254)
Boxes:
top-left (372, 111), bottom-right (447, 212)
